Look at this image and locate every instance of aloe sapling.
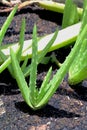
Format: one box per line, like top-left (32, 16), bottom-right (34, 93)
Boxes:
top-left (10, 20), bottom-right (87, 110)
top-left (10, 22), bottom-right (59, 109)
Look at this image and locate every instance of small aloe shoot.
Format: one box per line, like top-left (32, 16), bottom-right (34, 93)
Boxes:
top-left (10, 23), bottom-right (58, 110)
top-left (10, 14), bottom-right (87, 110)
top-left (10, 25), bottom-right (53, 110)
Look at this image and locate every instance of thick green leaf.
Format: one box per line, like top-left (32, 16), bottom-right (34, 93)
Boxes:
top-left (36, 24), bottom-right (87, 108)
top-left (69, 39), bottom-right (87, 85)
top-left (80, 2), bottom-right (87, 32)
top-left (0, 50), bottom-right (13, 76)
top-left (21, 55), bottom-right (29, 71)
top-left (10, 48), bottom-right (33, 108)
top-left (38, 29), bottom-right (58, 63)
top-left (17, 18), bottom-right (25, 62)
top-left (0, 56), bottom-right (11, 73)
top-left (0, 6), bottom-right (17, 45)
top-left (83, 0), bottom-right (87, 15)
top-left (29, 24), bottom-right (38, 106)
top-left (69, 67), bottom-right (87, 85)
top-left (37, 67), bottom-right (52, 104)
top-left (69, 3), bottom-right (87, 85)
top-left (62, 0), bottom-right (79, 28)
top-left (23, 29), bottom-right (58, 77)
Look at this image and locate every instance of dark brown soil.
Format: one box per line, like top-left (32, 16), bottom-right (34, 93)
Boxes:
top-left (1, 1), bottom-right (87, 130)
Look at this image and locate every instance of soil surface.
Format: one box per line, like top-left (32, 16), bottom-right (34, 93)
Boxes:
top-left (0, 1), bottom-right (87, 130)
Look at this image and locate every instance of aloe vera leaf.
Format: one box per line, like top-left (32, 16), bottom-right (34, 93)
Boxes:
top-left (40, 56), bottom-right (51, 64)
top-left (69, 67), bottom-right (87, 85)
top-left (72, 6), bottom-right (87, 67)
top-left (69, 39), bottom-right (87, 85)
top-left (38, 1), bottom-right (83, 18)
top-left (68, 2), bottom-right (87, 85)
top-left (69, 68), bottom-right (87, 85)
top-left (0, 57), bottom-right (11, 73)
top-left (34, 23), bottom-right (81, 53)
top-left (69, 38), bottom-right (87, 75)
top-left (0, 6), bottom-right (17, 45)
top-left (21, 55), bottom-right (29, 71)
top-left (17, 18), bottom-right (25, 62)
top-left (80, 2), bottom-right (87, 32)
top-left (69, 52), bottom-right (87, 84)
top-left (36, 67), bottom-right (52, 104)
top-left (62, 0), bottom-right (79, 28)
top-left (0, 45), bottom-right (20, 76)
top-left (83, 0), bottom-right (87, 15)
top-left (79, 49), bottom-right (87, 69)
top-left (24, 28), bottom-right (58, 76)
top-left (35, 24), bottom-right (87, 108)
top-left (23, 65), bottom-right (31, 77)
top-left (0, 50), bottom-right (14, 76)
top-left (10, 48), bottom-right (34, 108)
top-left (23, 29), bottom-right (58, 77)
top-left (38, 29), bottom-right (58, 63)
top-left (0, 15), bottom-right (25, 75)
top-left (1, 22), bottom-right (81, 63)
top-left (29, 24), bottom-right (38, 106)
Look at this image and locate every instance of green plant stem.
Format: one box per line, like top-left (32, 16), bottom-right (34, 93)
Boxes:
top-left (38, 1), bottom-right (83, 18)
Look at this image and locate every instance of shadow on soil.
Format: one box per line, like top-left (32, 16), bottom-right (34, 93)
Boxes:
top-left (56, 80), bottom-right (87, 102)
top-left (0, 69), bottom-right (20, 95)
top-left (15, 101), bottom-right (81, 119)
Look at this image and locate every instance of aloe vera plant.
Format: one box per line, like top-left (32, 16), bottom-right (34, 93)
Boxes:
top-left (10, 15), bottom-right (87, 110)
top-left (10, 25), bottom-right (57, 109)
